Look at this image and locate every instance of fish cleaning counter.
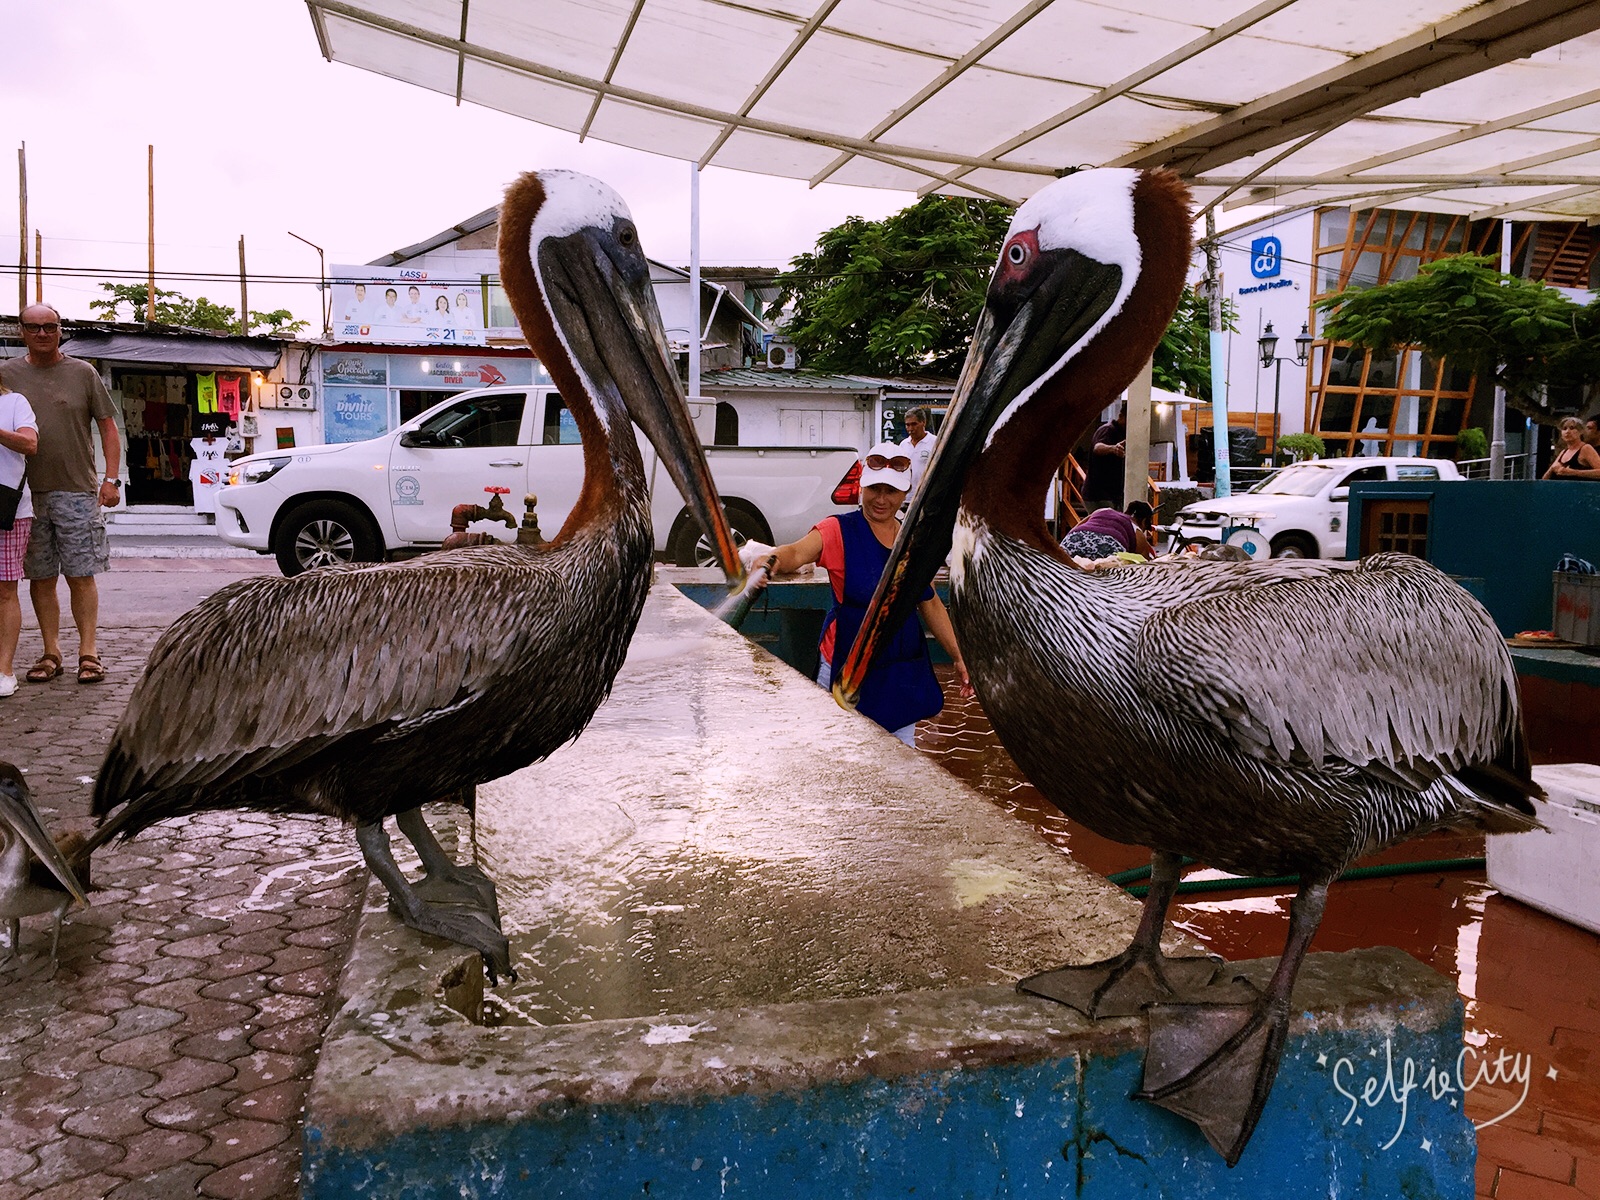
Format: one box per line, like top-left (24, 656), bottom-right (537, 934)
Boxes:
top-left (303, 584), bottom-right (1476, 1197)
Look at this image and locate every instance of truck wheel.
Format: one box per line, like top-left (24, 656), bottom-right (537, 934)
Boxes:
top-left (1270, 532), bottom-right (1317, 559)
top-left (275, 500), bottom-right (381, 576)
top-left (671, 501), bottom-right (769, 568)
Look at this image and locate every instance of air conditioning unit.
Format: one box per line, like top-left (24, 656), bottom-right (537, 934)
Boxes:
top-left (256, 381), bottom-right (318, 410)
top-left (765, 335), bottom-right (799, 370)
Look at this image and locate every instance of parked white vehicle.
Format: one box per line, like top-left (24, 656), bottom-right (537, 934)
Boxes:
top-left (1166, 456), bottom-right (1464, 560)
top-left (217, 385), bottom-right (861, 575)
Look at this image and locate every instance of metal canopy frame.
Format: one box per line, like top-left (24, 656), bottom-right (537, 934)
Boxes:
top-left (307, 0), bottom-right (1600, 221)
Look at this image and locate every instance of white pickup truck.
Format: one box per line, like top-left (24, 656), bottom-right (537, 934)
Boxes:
top-left (216, 384), bottom-right (861, 575)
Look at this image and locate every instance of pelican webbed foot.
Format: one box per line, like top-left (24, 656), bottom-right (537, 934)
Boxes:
top-left (394, 807), bottom-right (500, 924)
top-left (1017, 850), bottom-right (1219, 1018)
top-left (356, 820), bottom-right (515, 985)
top-left (1133, 879), bottom-right (1331, 1166)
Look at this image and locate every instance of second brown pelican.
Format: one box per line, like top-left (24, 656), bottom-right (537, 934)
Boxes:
top-left (1, 762), bottom-right (90, 978)
top-left (85, 170), bottom-right (741, 983)
top-left (836, 167), bottom-right (1541, 1164)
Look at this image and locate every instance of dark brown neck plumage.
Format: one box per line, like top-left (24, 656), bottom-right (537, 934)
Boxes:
top-left (963, 170), bottom-right (1194, 559)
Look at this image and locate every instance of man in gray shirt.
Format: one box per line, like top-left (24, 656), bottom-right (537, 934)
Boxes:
top-left (0, 303), bottom-right (121, 685)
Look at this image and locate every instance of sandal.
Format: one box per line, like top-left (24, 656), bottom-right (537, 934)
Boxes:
top-left (25, 653), bottom-right (63, 683)
top-left (77, 654), bottom-right (105, 685)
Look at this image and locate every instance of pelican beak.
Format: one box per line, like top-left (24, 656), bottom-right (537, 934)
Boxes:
top-left (833, 246), bottom-right (1123, 709)
top-left (0, 771), bottom-right (90, 907)
top-left (539, 226), bottom-right (743, 583)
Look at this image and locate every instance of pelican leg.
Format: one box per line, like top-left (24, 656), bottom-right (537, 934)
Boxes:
top-left (0, 917), bottom-right (16, 969)
top-left (355, 821), bottom-right (514, 985)
top-left (1017, 851), bottom-right (1222, 1018)
top-left (1135, 877), bottom-right (1331, 1166)
top-left (393, 807), bottom-right (500, 925)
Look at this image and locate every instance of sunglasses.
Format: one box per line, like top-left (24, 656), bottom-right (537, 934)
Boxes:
top-left (21, 322), bottom-right (60, 335)
top-left (865, 454), bottom-right (911, 472)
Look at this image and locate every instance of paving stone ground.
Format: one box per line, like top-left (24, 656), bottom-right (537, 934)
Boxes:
top-left (0, 562), bottom-right (365, 1200)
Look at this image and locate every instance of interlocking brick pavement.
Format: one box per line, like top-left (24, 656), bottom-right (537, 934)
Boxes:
top-left (0, 563), bottom-right (365, 1199)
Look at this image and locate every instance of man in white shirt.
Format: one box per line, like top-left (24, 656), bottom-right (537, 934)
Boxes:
top-left (898, 407), bottom-right (936, 495)
top-left (0, 384), bottom-right (39, 696)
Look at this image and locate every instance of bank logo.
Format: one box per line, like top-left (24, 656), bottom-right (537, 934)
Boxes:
top-left (1251, 236), bottom-right (1282, 279)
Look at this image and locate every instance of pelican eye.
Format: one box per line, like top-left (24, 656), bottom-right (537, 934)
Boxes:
top-left (618, 224), bottom-right (638, 248)
top-left (1007, 242), bottom-right (1028, 265)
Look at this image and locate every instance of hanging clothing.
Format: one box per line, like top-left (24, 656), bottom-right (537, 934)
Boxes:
top-left (196, 373), bottom-right (217, 414)
top-left (189, 436), bottom-right (228, 514)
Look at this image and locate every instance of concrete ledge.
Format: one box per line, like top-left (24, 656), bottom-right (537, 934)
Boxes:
top-left (304, 586), bottom-right (1475, 1197)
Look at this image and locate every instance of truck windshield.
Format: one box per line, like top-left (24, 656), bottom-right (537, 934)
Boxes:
top-left (1250, 465), bottom-right (1337, 496)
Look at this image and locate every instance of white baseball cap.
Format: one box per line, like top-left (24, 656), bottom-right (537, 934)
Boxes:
top-left (859, 441), bottom-right (912, 490)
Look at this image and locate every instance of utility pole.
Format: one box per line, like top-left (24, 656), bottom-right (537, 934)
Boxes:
top-left (238, 236), bottom-right (249, 335)
top-left (17, 142), bottom-right (27, 317)
top-left (33, 230), bottom-right (41, 302)
top-left (146, 145), bottom-right (156, 322)
top-left (1490, 219), bottom-right (1510, 481)
top-left (688, 162), bottom-right (701, 401)
top-left (1203, 209), bottom-right (1232, 497)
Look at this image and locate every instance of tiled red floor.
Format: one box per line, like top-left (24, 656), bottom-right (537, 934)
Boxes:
top-left (920, 667), bottom-right (1600, 1198)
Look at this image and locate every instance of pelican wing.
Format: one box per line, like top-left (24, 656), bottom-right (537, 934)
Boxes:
top-left (1132, 554), bottom-right (1517, 785)
top-left (97, 550), bottom-right (559, 803)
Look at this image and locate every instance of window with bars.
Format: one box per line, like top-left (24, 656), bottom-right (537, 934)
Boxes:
top-left (1360, 500), bottom-right (1431, 558)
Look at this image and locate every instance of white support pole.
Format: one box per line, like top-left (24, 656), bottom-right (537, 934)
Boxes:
top-left (1124, 358), bottom-right (1154, 508)
top-left (1204, 210), bottom-right (1232, 496)
top-left (689, 162), bottom-right (702, 401)
top-left (1490, 218), bottom-right (1510, 480)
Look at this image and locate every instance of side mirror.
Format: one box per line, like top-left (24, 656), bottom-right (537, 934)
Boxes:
top-left (399, 429), bottom-right (438, 448)
top-left (1330, 486), bottom-right (1350, 502)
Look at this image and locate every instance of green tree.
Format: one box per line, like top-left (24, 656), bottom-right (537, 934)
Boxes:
top-left (1315, 254), bottom-right (1590, 418)
top-left (771, 197), bottom-right (1014, 376)
top-left (89, 283), bottom-right (308, 337)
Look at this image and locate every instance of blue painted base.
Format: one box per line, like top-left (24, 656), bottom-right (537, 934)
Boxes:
top-left (304, 957), bottom-right (1474, 1198)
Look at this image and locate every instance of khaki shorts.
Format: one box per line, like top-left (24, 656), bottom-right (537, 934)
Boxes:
top-left (24, 491), bottom-right (110, 579)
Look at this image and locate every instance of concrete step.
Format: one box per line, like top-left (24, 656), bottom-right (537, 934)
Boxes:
top-left (106, 508), bottom-right (219, 538)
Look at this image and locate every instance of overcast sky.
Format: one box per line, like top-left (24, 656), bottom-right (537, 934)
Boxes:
top-left (2, 0), bottom-right (916, 327)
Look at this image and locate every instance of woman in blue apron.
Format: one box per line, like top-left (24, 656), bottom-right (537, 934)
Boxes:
top-left (756, 442), bottom-right (969, 746)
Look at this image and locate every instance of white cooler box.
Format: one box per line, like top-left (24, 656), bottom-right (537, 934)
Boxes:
top-left (1486, 762), bottom-right (1600, 934)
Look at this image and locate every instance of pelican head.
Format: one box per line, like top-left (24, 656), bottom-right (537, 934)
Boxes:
top-left (833, 167), bottom-right (1192, 709)
top-left (498, 169), bottom-right (741, 578)
top-left (0, 762), bottom-right (89, 909)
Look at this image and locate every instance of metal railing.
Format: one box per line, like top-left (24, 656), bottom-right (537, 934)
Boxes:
top-left (1456, 453), bottom-right (1532, 480)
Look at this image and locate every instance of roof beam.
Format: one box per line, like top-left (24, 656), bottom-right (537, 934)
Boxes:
top-left (577, 0), bottom-right (646, 141)
top-left (1195, 173), bottom-right (1600, 187)
top-left (1470, 183), bottom-right (1600, 219)
top-left (699, 0), bottom-right (843, 169)
top-left (806, 0), bottom-right (1061, 188)
top-left (1115, 0), bottom-right (1600, 176)
top-left (307, 1), bottom-right (1059, 183)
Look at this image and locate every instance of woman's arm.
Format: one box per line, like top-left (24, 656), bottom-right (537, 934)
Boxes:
top-left (760, 529), bottom-right (824, 577)
top-left (1569, 443), bottom-right (1600, 479)
top-left (918, 594), bottom-right (973, 697)
top-left (1543, 454), bottom-right (1563, 479)
top-left (1133, 526), bottom-right (1156, 558)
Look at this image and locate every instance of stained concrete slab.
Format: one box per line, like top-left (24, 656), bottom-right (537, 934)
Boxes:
top-left (303, 584), bottom-right (1476, 1197)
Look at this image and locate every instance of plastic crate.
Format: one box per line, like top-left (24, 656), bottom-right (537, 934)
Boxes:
top-left (1488, 763), bottom-right (1600, 934)
top-left (1553, 572), bottom-right (1600, 646)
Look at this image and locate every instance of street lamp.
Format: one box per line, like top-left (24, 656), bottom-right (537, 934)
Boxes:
top-left (287, 230), bottom-right (330, 340)
top-left (1258, 321), bottom-right (1313, 464)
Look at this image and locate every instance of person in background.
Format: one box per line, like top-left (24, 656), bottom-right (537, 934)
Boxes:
top-left (1583, 414), bottom-right (1599, 449)
top-left (1544, 415), bottom-right (1600, 480)
top-left (0, 303), bottom-right (120, 685)
top-left (1082, 405), bottom-right (1127, 511)
top-left (1061, 500), bottom-right (1156, 561)
top-left (898, 406), bottom-right (936, 495)
top-left (0, 378), bottom-right (39, 698)
top-left (754, 442), bottom-right (969, 746)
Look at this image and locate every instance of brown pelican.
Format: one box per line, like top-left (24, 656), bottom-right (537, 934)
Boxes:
top-left (835, 167), bottom-right (1541, 1164)
top-left (85, 170), bottom-right (741, 984)
top-left (1, 762), bottom-right (90, 978)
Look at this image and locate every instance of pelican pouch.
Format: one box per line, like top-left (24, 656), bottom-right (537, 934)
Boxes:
top-left (0, 483), bottom-right (20, 532)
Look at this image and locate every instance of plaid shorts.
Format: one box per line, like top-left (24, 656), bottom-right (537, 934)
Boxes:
top-left (24, 491), bottom-right (110, 580)
top-left (0, 517), bottom-right (29, 582)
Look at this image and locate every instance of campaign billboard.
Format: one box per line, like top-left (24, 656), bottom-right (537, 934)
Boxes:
top-left (330, 267), bottom-right (486, 346)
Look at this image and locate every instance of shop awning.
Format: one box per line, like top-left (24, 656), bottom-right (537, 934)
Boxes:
top-left (60, 332), bottom-right (285, 371)
top-left (305, 0), bottom-right (1600, 221)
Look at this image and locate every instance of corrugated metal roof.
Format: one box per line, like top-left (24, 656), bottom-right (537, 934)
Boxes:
top-left (702, 367), bottom-right (953, 392)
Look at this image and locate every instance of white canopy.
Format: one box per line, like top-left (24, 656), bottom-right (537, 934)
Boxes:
top-left (306, 0), bottom-right (1600, 221)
